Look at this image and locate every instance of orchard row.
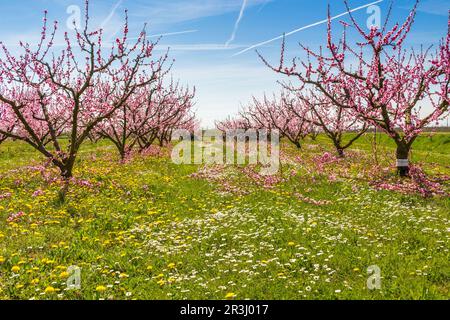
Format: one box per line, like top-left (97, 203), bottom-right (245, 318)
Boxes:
top-left (0, 0), bottom-right (449, 180)
top-left (217, 1), bottom-right (449, 177)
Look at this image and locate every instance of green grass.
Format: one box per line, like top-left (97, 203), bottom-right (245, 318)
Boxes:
top-left (0, 133), bottom-right (449, 300)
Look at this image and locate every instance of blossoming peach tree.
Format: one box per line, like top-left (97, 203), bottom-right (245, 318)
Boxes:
top-left (0, 106), bottom-right (15, 144)
top-left (95, 76), bottom-right (196, 160)
top-left (294, 88), bottom-right (368, 157)
top-left (259, 0), bottom-right (449, 176)
top-left (143, 81), bottom-right (197, 149)
top-left (216, 116), bottom-right (253, 134)
top-left (246, 91), bottom-right (315, 149)
top-left (0, 0), bottom-right (169, 179)
top-left (223, 91), bottom-right (315, 148)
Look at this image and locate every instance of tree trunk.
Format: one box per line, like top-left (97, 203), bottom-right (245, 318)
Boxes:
top-left (333, 138), bottom-right (345, 158)
top-left (61, 157), bottom-right (75, 180)
top-left (119, 149), bottom-right (126, 162)
top-left (396, 142), bottom-right (411, 177)
top-left (61, 168), bottom-right (73, 180)
top-left (58, 163), bottom-right (73, 204)
top-left (294, 141), bottom-right (302, 149)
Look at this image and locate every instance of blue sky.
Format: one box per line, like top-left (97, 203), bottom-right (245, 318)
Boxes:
top-left (0, 0), bottom-right (449, 126)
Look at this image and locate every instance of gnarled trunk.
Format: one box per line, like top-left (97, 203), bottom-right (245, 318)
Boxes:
top-left (119, 149), bottom-right (126, 161)
top-left (58, 156), bottom-right (76, 180)
top-left (56, 160), bottom-right (74, 203)
top-left (332, 137), bottom-right (345, 158)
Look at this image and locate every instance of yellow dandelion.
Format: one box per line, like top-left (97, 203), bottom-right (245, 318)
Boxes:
top-left (0, 256), bottom-right (5, 264)
top-left (59, 271), bottom-right (69, 279)
top-left (167, 263), bottom-right (176, 269)
top-left (225, 292), bottom-right (236, 300)
top-left (11, 265), bottom-right (20, 273)
top-left (31, 278), bottom-right (40, 285)
top-left (157, 279), bottom-right (166, 286)
top-left (96, 285), bottom-right (107, 292)
top-left (288, 242), bottom-right (295, 246)
top-left (44, 286), bottom-right (56, 294)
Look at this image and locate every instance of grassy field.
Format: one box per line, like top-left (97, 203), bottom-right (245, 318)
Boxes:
top-left (0, 133), bottom-right (449, 300)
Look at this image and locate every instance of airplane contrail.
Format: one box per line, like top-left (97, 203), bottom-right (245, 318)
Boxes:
top-left (225, 0), bottom-right (248, 47)
top-left (148, 29), bottom-right (199, 38)
top-left (233, 0), bottom-right (384, 56)
top-left (127, 29), bottom-right (199, 41)
top-left (100, 0), bottom-right (123, 29)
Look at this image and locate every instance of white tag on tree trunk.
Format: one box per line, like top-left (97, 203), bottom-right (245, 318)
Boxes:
top-left (396, 159), bottom-right (409, 167)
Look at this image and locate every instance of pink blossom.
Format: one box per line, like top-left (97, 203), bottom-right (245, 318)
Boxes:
top-left (7, 211), bottom-right (25, 223)
top-left (32, 189), bottom-right (45, 197)
top-left (0, 193), bottom-right (12, 200)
